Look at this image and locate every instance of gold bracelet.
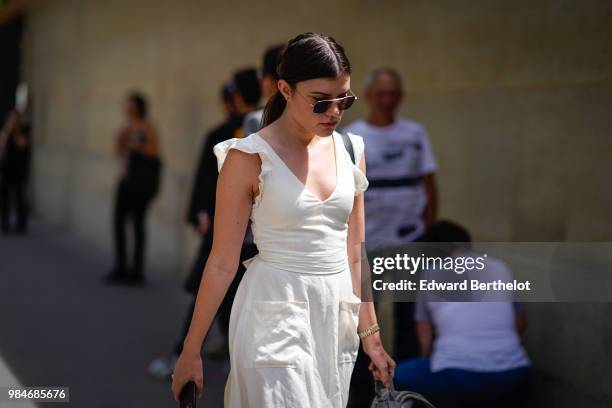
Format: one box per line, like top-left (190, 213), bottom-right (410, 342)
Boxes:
top-left (358, 323), bottom-right (380, 339)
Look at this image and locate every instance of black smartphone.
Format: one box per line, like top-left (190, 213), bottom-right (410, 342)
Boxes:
top-left (179, 381), bottom-right (196, 408)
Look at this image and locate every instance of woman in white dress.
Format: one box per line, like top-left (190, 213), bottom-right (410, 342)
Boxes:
top-left (172, 32), bottom-right (395, 407)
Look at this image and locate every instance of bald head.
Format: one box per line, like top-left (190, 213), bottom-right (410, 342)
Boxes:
top-left (365, 68), bottom-right (403, 92)
top-left (364, 68), bottom-right (404, 120)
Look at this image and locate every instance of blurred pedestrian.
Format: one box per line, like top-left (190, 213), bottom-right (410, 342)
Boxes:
top-left (105, 91), bottom-right (162, 286)
top-left (221, 82), bottom-right (239, 119)
top-left (242, 43), bottom-right (286, 136)
top-left (0, 109), bottom-right (31, 235)
top-left (344, 67), bottom-right (438, 249)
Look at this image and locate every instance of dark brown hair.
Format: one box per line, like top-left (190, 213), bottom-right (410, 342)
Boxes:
top-left (261, 32), bottom-right (351, 128)
top-left (127, 91), bottom-right (148, 119)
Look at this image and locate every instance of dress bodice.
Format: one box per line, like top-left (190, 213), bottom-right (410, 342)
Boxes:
top-left (213, 131), bottom-right (369, 274)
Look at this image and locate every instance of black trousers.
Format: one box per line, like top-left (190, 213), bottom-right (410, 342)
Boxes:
top-left (0, 174), bottom-right (28, 233)
top-left (112, 178), bottom-right (154, 276)
top-left (174, 241), bottom-right (258, 355)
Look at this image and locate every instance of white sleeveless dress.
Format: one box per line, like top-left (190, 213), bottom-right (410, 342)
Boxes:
top-left (213, 130), bottom-right (369, 408)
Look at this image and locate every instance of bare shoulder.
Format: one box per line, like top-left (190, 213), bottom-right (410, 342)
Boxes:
top-left (217, 141), bottom-right (262, 203)
top-left (223, 146), bottom-right (262, 171)
top-left (219, 141), bottom-right (262, 188)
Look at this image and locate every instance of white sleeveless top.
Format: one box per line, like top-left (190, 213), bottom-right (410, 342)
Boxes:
top-left (213, 131), bottom-right (369, 275)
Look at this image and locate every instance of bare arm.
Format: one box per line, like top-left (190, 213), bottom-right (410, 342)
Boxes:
top-left (182, 149), bottom-right (257, 352)
top-left (347, 151), bottom-right (395, 387)
top-left (423, 173), bottom-right (438, 228)
top-left (15, 132), bottom-right (29, 148)
top-left (347, 154), bottom-right (373, 330)
top-left (0, 112), bottom-right (17, 148)
top-left (172, 148), bottom-right (259, 400)
top-left (416, 321), bottom-right (434, 357)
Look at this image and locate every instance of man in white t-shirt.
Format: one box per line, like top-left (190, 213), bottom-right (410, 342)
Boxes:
top-left (343, 67), bottom-right (438, 246)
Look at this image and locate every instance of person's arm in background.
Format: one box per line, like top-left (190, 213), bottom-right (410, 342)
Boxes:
top-left (7, 112), bottom-right (29, 149)
top-left (418, 125), bottom-right (438, 228)
top-left (0, 123), bottom-right (10, 150)
top-left (0, 110), bottom-right (17, 149)
top-left (423, 173), bottom-right (438, 228)
top-left (14, 126), bottom-right (30, 148)
top-left (415, 300), bottom-right (434, 357)
top-left (416, 322), bottom-right (434, 357)
top-left (514, 302), bottom-right (527, 337)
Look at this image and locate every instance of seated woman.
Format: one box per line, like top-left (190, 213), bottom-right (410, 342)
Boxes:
top-left (393, 220), bottom-right (532, 408)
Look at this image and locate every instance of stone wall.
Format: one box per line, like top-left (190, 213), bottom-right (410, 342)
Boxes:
top-left (21, 1), bottom-right (612, 405)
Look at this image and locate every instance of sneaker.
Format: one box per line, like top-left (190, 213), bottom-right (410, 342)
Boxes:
top-left (148, 353), bottom-right (178, 380)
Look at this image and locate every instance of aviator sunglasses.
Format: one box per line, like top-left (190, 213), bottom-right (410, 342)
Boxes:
top-left (296, 90), bottom-right (358, 114)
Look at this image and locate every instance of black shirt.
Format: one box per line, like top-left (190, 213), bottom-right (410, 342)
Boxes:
top-left (186, 114), bottom-right (245, 229)
top-left (1, 125), bottom-right (31, 181)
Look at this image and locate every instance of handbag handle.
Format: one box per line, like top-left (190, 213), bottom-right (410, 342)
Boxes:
top-left (374, 380), bottom-right (436, 408)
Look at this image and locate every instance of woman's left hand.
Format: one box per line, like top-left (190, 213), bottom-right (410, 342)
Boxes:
top-left (362, 333), bottom-right (396, 388)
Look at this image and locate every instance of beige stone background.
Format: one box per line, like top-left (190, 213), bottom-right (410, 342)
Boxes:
top-left (17, 0), bottom-right (612, 406)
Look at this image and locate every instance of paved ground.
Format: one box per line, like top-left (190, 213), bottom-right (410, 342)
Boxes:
top-left (0, 223), bottom-right (228, 408)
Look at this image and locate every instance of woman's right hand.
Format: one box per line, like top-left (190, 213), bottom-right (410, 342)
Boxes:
top-left (171, 350), bottom-right (204, 402)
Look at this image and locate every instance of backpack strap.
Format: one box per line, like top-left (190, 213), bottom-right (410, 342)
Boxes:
top-left (339, 130), bottom-right (356, 165)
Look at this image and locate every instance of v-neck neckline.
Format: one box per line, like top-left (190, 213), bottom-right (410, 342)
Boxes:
top-left (255, 131), bottom-right (340, 204)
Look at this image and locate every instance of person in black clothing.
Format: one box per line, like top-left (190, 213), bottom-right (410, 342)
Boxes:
top-left (148, 69), bottom-right (261, 379)
top-left (0, 109), bottom-right (31, 234)
top-left (105, 91), bottom-right (162, 286)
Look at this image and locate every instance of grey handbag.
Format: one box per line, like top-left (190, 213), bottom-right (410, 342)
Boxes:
top-left (370, 380), bottom-right (436, 408)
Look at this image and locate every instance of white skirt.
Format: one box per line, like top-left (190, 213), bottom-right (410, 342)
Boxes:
top-left (223, 255), bottom-right (362, 407)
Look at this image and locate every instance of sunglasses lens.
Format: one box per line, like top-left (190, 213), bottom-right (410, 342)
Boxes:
top-left (339, 96), bottom-right (356, 111)
top-left (313, 101), bottom-right (330, 114)
top-left (312, 96), bottom-right (356, 113)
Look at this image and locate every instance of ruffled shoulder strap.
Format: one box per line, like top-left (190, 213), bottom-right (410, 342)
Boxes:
top-left (346, 132), bottom-right (369, 195)
top-left (212, 133), bottom-right (272, 207)
top-left (213, 133), bottom-right (259, 172)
